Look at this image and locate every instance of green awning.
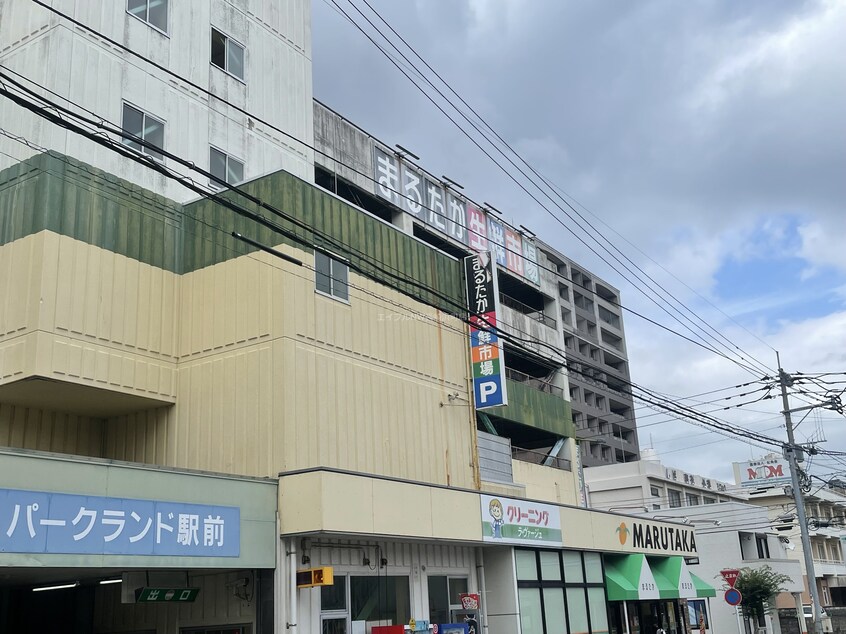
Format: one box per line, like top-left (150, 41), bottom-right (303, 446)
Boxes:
top-left (604, 554), bottom-right (660, 601)
top-left (691, 572), bottom-right (717, 598)
top-left (646, 557), bottom-right (684, 599)
top-left (605, 555), bottom-right (717, 601)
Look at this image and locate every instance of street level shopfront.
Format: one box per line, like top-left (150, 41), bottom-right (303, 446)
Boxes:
top-left (279, 469), bottom-right (717, 634)
top-left (604, 553), bottom-right (716, 634)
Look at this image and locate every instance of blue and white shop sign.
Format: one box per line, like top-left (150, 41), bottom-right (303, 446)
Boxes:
top-left (0, 487), bottom-right (240, 557)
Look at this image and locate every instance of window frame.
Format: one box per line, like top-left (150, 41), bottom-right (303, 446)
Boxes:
top-left (211, 27), bottom-right (246, 82)
top-left (121, 102), bottom-right (166, 162)
top-left (209, 145), bottom-right (245, 188)
top-left (516, 548), bottom-right (610, 634)
top-left (314, 251), bottom-right (350, 303)
top-left (126, 0), bottom-right (169, 35)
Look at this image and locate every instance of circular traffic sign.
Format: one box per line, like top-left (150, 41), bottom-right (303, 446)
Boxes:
top-left (725, 588), bottom-right (743, 606)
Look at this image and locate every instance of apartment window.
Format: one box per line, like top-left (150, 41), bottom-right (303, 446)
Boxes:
top-left (211, 28), bottom-right (245, 80)
top-left (121, 103), bottom-right (164, 161)
top-left (650, 486), bottom-right (660, 498)
top-left (127, 0), bottom-right (167, 32)
top-left (756, 535), bottom-right (770, 559)
top-left (668, 489), bottom-right (682, 509)
top-left (428, 576), bottom-right (469, 624)
top-left (686, 494), bottom-right (700, 507)
top-left (210, 147), bottom-right (244, 187)
top-left (315, 251), bottom-right (349, 301)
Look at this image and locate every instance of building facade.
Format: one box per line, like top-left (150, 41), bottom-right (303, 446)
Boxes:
top-left (585, 450), bottom-right (743, 514)
top-left (737, 456), bottom-right (846, 610)
top-left (0, 2), bottom-right (703, 633)
top-left (0, 0), bottom-right (314, 200)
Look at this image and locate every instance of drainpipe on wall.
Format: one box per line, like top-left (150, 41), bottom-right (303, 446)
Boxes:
top-left (288, 537), bottom-right (298, 633)
top-left (476, 547), bottom-right (489, 633)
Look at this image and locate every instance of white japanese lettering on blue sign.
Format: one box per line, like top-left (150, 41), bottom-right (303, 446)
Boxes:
top-left (0, 488), bottom-right (240, 557)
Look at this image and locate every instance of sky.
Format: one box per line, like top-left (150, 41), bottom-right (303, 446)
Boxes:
top-left (310, 0), bottom-right (846, 483)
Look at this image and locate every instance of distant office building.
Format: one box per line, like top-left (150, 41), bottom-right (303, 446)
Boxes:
top-left (585, 449), bottom-right (743, 513)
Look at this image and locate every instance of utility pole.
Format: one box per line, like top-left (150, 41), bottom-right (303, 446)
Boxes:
top-left (778, 359), bottom-right (824, 634)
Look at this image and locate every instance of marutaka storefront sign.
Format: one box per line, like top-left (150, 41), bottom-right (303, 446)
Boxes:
top-left (0, 487), bottom-right (240, 557)
top-left (464, 252), bottom-right (507, 409)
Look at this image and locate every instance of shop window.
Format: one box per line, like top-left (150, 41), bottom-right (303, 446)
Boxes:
top-left (540, 551), bottom-right (562, 581)
top-left (587, 587), bottom-right (610, 634)
top-left (321, 576), bottom-right (347, 611)
top-left (315, 251), bottom-right (349, 301)
top-left (350, 575), bottom-right (410, 624)
top-left (567, 587), bottom-right (590, 634)
top-left (321, 575), bottom-right (348, 633)
top-left (517, 550), bottom-right (540, 581)
top-left (687, 599), bottom-right (709, 630)
top-left (428, 576), bottom-right (469, 624)
top-left (519, 587), bottom-right (544, 634)
top-left (563, 551), bottom-right (584, 583)
top-left (517, 549), bottom-right (609, 634)
top-left (543, 588), bottom-right (568, 633)
top-left (584, 552), bottom-right (603, 584)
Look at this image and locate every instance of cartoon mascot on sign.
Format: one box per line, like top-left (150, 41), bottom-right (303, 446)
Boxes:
top-left (489, 498), bottom-right (505, 539)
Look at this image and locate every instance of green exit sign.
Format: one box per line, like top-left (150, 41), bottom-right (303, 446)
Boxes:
top-left (135, 587), bottom-right (200, 603)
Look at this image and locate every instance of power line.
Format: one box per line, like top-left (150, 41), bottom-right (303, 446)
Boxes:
top-left (330, 0), bottom-right (777, 380)
top-left (0, 74), bottom-right (794, 457)
top-left (23, 0), bottom-right (780, 374)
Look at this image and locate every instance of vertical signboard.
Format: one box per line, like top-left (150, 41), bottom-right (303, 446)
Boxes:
top-left (487, 217), bottom-right (507, 267)
top-left (424, 177), bottom-right (448, 233)
top-left (504, 227), bottom-right (524, 277)
top-left (374, 147), bottom-right (401, 206)
top-left (446, 193), bottom-right (468, 245)
top-left (523, 238), bottom-right (540, 285)
top-left (465, 252), bottom-right (507, 409)
top-left (466, 204), bottom-right (488, 252)
top-left (401, 163), bottom-right (424, 217)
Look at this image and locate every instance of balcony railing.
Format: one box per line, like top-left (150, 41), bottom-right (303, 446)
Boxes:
top-left (500, 293), bottom-right (556, 329)
top-left (505, 367), bottom-right (565, 398)
top-left (512, 446), bottom-right (572, 472)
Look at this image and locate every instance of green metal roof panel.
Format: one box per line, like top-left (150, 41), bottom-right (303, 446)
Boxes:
top-left (486, 379), bottom-right (574, 438)
top-left (0, 153), bottom-right (465, 313)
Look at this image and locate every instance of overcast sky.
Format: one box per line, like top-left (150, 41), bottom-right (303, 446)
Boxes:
top-left (311, 0), bottom-right (846, 483)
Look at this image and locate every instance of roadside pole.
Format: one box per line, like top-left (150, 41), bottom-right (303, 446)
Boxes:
top-left (778, 362), bottom-right (824, 634)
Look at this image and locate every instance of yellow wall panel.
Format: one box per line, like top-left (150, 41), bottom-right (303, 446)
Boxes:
top-left (0, 403), bottom-right (105, 457)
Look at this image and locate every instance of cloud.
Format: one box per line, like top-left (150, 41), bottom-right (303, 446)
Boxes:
top-left (312, 0), bottom-right (846, 476)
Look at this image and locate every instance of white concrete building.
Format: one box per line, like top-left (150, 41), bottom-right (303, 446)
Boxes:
top-left (648, 502), bottom-right (805, 634)
top-left (743, 481), bottom-right (846, 609)
top-left (0, 0), bottom-right (314, 201)
top-left (585, 449), bottom-right (745, 514)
